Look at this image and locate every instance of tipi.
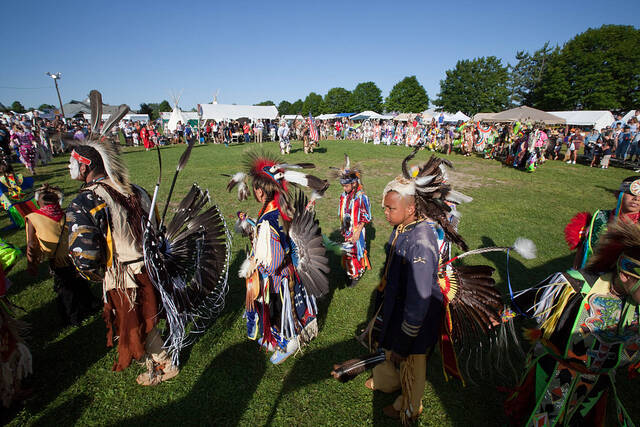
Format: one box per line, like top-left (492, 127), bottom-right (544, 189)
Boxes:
top-left (166, 91), bottom-right (187, 132)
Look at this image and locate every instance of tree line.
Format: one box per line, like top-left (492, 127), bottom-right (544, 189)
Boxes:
top-left (270, 76), bottom-right (430, 116)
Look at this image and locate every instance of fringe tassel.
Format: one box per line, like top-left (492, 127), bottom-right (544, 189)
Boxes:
top-left (400, 357), bottom-right (415, 426)
top-left (540, 285), bottom-right (575, 340)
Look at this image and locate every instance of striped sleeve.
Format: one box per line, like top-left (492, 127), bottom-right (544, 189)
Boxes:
top-left (257, 226), bottom-right (285, 277)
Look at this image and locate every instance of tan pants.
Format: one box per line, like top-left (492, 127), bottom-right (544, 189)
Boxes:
top-left (371, 351), bottom-right (426, 418)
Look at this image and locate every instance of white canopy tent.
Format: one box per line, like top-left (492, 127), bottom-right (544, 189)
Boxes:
top-left (421, 109), bottom-right (469, 123)
top-left (83, 113), bottom-right (150, 123)
top-left (198, 103), bottom-right (278, 121)
top-left (282, 114), bottom-right (304, 121)
top-left (549, 111), bottom-right (614, 131)
top-left (316, 113), bottom-right (338, 120)
top-left (350, 110), bottom-right (384, 120)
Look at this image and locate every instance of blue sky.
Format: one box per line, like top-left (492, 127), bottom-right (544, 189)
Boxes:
top-left (1, 0), bottom-right (637, 111)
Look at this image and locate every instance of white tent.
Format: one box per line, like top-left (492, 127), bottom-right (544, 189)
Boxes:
top-left (350, 110), bottom-right (384, 120)
top-left (83, 113), bottom-right (149, 123)
top-left (449, 111), bottom-right (470, 122)
top-left (198, 103), bottom-right (278, 121)
top-left (421, 109), bottom-right (469, 123)
top-left (549, 111), bottom-right (614, 131)
top-left (282, 114), bottom-right (304, 121)
top-left (316, 113), bottom-right (338, 120)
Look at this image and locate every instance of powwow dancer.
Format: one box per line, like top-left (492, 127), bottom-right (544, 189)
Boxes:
top-left (226, 151), bottom-right (330, 364)
top-left (332, 150), bottom-right (536, 424)
top-left (67, 90), bottom-right (230, 385)
top-left (277, 121), bottom-right (290, 155)
top-left (25, 184), bottom-right (99, 325)
top-left (0, 160), bottom-right (37, 229)
top-left (331, 155), bottom-right (372, 287)
top-left (507, 221), bottom-right (640, 426)
top-left (565, 176), bottom-right (640, 269)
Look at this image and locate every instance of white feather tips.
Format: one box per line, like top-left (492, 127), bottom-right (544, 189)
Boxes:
top-left (414, 175), bottom-right (435, 186)
top-left (445, 190), bottom-right (473, 204)
top-left (283, 170), bottom-right (308, 187)
top-left (232, 172), bottom-right (246, 183)
top-left (513, 238), bottom-right (536, 260)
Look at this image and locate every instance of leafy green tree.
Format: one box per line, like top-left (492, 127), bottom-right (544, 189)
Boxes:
top-left (158, 100), bottom-right (172, 112)
top-left (255, 100), bottom-right (275, 106)
top-left (278, 100), bottom-right (292, 115)
top-left (532, 25), bottom-right (640, 110)
top-left (323, 88), bottom-right (351, 113)
top-left (349, 82), bottom-right (383, 112)
top-left (290, 99), bottom-right (303, 115)
top-left (37, 103), bottom-right (56, 111)
top-left (435, 56), bottom-right (510, 115)
top-left (139, 103), bottom-right (154, 117)
top-left (385, 76), bottom-right (429, 113)
top-left (302, 92), bottom-right (323, 116)
top-left (11, 101), bottom-right (26, 113)
top-left (508, 42), bottom-right (555, 106)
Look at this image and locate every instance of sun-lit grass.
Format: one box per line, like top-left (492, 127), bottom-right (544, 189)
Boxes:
top-left (2, 140), bottom-right (637, 426)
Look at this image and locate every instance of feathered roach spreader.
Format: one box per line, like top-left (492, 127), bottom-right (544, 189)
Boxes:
top-left (142, 140), bottom-right (231, 366)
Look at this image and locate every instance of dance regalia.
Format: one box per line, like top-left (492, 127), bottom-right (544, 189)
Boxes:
top-left (508, 270), bottom-right (639, 426)
top-left (26, 191), bottom-right (98, 325)
top-left (0, 173), bottom-right (37, 229)
top-left (67, 90), bottom-right (230, 383)
top-left (339, 185), bottom-right (372, 280)
top-left (11, 132), bottom-right (36, 172)
top-left (243, 200), bottom-right (319, 359)
top-left (333, 151), bottom-right (526, 423)
top-left (227, 152), bottom-right (330, 364)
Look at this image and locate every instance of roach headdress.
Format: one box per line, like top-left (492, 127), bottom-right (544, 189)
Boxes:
top-left (226, 150), bottom-right (329, 221)
top-left (383, 149), bottom-right (472, 250)
top-left (330, 154), bottom-right (362, 185)
top-left (70, 89), bottom-right (132, 195)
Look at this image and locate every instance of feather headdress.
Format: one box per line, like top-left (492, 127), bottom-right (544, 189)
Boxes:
top-left (226, 150), bottom-right (329, 221)
top-left (383, 149), bottom-right (472, 250)
top-left (329, 154), bottom-right (362, 184)
top-left (70, 89), bottom-right (132, 195)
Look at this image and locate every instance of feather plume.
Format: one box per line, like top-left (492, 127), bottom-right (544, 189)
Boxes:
top-left (401, 148), bottom-right (419, 179)
top-left (101, 104), bottom-right (130, 136)
top-left (445, 190), bottom-right (473, 204)
top-left (177, 139), bottom-right (195, 171)
top-left (89, 90), bottom-right (102, 135)
top-left (513, 238), bottom-right (536, 260)
top-left (344, 154), bottom-right (350, 170)
top-left (82, 139), bottom-right (131, 195)
top-left (564, 212), bottom-right (591, 250)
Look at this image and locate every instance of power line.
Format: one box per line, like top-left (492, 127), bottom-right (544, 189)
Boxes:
top-left (0, 86), bottom-right (51, 90)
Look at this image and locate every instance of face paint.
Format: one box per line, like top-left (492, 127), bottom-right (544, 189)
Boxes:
top-left (69, 157), bottom-right (80, 180)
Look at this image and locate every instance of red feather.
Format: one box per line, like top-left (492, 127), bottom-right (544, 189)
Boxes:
top-left (564, 212), bottom-right (591, 250)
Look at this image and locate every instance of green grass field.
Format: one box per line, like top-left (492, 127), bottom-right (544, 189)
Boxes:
top-left (2, 140), bottom-right (638, 426)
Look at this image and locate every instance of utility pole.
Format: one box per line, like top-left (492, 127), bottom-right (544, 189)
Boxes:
top-left (46, 72), bottom-right (65, 120)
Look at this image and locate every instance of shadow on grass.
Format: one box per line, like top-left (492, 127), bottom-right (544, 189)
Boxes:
top-left (176, 249), bottom-right (247, 367)
top-left (20, 314), bottom-right (108, 417)
top-left (112, 340), bottom-right (266, 427)
top-left (262, 338), bottom-right (365, 426)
